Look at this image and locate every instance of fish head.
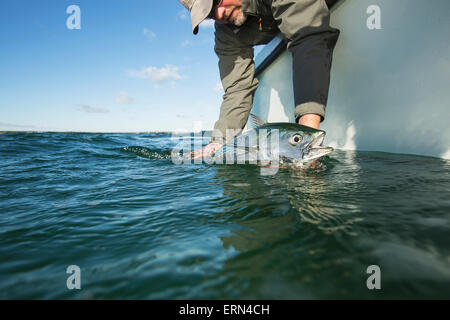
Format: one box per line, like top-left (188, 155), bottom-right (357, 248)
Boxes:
top-left (264, 123), bottom-right (334, 163)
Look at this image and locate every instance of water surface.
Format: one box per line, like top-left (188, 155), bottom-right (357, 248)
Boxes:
top-left (1, 132), bottom-right (449, 299)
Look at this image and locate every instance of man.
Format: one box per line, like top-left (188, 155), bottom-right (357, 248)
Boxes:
top-left (179, 0), bottom-right (339, 158)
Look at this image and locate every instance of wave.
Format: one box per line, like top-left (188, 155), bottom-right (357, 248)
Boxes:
top-left (121, 146), bottom-right (172, 160)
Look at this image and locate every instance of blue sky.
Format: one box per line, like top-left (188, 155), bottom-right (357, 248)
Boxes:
top-left (0, 0), bottom-right (234, 132)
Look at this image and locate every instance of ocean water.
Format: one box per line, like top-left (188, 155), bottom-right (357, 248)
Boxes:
top-left (1, 132), bottom-right (449, 299)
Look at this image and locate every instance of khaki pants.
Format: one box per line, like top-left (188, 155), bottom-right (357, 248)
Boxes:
top-left (211, 0), bottom-right (339, 142)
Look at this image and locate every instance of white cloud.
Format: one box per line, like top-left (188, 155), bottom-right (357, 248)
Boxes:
top-left (169, 81), bottom-right (177, 89)
top-left (116, 92), bottom-right (134, 104)
top-left (77, 104), bottom-right (110, 114)
top-left (0, 122), bottom-right (63, 131)
top-left (200, 19), bottom-right (215, 29)
top-left (128, 65), bottom-right (182, 83)
top-left (213, 82), bottom-right (223, 92)
top-left (0, 122), bottom-right (37, 129)
top-left (178, 10), bottom-right (188, 20)
top-left (143, 28), bottom-right (156, 39)
top-left (181, 40), bottom-right (192, 48)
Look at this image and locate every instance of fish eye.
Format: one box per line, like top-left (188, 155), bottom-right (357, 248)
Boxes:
top-left (290, 134), bottom-right (303, 145)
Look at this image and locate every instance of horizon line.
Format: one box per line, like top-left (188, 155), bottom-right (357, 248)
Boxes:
top-left (0, 130), bottom-right (214, 134)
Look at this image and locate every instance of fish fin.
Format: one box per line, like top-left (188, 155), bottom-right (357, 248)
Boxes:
top-left (249, 113), bottom-right (266, 128)
top-left (241, 127), bottom-right (251, 134)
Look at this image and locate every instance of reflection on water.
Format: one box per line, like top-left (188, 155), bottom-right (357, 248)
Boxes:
top-left (208, 151), bottom-right (450, 299)
top-left (1, 133), bottom-right (449, 299)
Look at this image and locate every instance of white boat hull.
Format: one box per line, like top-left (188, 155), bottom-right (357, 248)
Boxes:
top-left (251, 0), bottom-right (450, 159)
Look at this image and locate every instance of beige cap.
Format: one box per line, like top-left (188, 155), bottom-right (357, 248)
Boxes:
top-left (179, 0), bottom-right (214, 35)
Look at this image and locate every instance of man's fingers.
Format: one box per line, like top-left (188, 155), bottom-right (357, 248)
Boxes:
top-left (189, 143), bottom-right (223, 160)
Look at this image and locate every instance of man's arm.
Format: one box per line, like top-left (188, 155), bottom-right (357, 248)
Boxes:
top-left (272, 0), bottom-right (340, 127)
top-left (210, 22), bottom-right (259, 144)
top-left (190, 22), bottom-right (258, 159)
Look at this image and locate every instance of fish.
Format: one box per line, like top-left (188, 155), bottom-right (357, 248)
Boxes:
top-left (212, 114), bottom-right (334, 166)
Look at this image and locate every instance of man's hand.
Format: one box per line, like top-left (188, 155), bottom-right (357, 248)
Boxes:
top-left (297, 114), bottom-right (321, 129)
top-left (191, 142), bottom-right (223, 159)
top-left (298, 114), bottom-right (321, 168)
